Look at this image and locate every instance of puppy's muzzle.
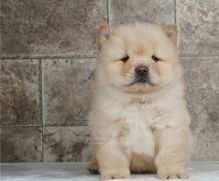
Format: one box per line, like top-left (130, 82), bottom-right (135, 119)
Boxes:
top-left (135, 65), bottom-right (149, 83)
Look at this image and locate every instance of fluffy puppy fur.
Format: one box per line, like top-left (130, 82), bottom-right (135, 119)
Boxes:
top-left (88, 23), bottom-right (192, 180)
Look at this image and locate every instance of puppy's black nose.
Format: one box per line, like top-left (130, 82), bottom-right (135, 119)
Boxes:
top-left (135, 65), bottom-right (149, 77)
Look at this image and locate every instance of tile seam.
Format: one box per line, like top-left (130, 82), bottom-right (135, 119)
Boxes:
top-left (0, 125), bottom-right (88, 128)
top-left (0, 55), bottom-right (97, 60)
top-left (1, 56), bottom-right (218, 61)
top-left (39, 59), bottom-right (44, 162)
top-left (107, 0), bottom-right (110, 24)
top-left (174, 0), bottom-right (177, 24)
top-left (180, 56), bottom-right (219, 59)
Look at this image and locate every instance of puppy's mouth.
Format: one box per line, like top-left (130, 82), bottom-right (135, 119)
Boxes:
top-left (135, 76), bottom-right (149, 83)
top-left (133, 79), bottom-right (148, 85)
top-left (129, 76), bottom-right (154, 86)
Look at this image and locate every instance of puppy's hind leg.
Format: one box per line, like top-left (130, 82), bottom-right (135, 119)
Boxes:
top-left (130, 153), bottom-right (156, 174)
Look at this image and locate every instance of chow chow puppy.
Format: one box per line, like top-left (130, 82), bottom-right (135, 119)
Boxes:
top-left (88, 23), bottom-right (192, 180)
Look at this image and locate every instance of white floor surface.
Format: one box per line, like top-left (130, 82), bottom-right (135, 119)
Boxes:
top-left (1, 161), bottom-right (219, 181)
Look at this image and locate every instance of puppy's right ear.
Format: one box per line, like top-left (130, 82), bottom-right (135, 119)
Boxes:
top-left (97, 24), bottom-right (113, 50)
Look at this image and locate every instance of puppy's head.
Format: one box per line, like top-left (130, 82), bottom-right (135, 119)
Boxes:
top-left (97, 23), bottom-right (182, 94)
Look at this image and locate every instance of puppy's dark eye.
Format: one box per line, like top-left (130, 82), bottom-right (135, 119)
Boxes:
top-left (120, 55), bottom-right (129, 63)
top-left (152, 55), bottom-right (160, 62)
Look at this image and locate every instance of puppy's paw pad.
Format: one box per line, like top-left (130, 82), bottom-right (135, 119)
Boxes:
top-left (158, 169), bottom-right (188, 179)
top-left (101, 169), bottom-right (130, 180)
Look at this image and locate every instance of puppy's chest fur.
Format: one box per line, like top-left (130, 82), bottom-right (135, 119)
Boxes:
top-left (119, 103), bottom-right (158, 158)
top-left (107, 98), bottom-right (161, 158)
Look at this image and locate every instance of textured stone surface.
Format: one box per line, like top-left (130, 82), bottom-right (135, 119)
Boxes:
top-left (109, 0), bottom-right (175, 24)
top-left (42, 58), bottom-right (96, 126)
top-left (176, 0), bottom-right (219, 56)
top-left (0, 127), bottom-right (42, 162)
top-left (43, 126), bottom-right (91, 162)
top-left (1, 0), bottom-right (107, 57)
top-left (0, 59), bottom-right (41, 126)
top-left (1, 0), bottom-right (219, 163)
top-left (182, 57), bottom-right (219, 160)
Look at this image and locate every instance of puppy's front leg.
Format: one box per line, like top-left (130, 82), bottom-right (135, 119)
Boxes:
top-left (155, 126), bottom-right (191, 179)
top-left (96, 140), bottom-right (130, 180)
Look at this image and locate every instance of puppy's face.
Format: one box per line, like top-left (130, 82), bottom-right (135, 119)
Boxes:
top-left (97, 23), bottom-right (181, 94)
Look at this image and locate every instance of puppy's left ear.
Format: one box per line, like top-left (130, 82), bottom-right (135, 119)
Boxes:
top-left (97, 24), bottom-right (113, 50)
top-left (162, 24), bottom-right (177, 45)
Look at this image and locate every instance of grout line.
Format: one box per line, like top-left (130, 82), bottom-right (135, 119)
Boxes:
top-left (0, 54), bottom-right (219, 61)
top-left (0, 125), bottom-right (88, 128)
top-left (1, 53), bottom-right (218, 60)
top-left (39, 59), bottom-right (44, 162)
top-left (43, 125), bottom-right (88, 128)
top-left (0, 55), bottom-right (96, 60)
top-left (175, 0), bottom-right (180, 48)
top-left (0, 125), bottom-right (43, 128)
top-left (106, 0), bottom-right (109, 23)
top-left (174, 0), bottom-right (177, 24)
top-left (107, 0), bottom-right (110, 24)
top-left (179, 56), bottom-right (219, 59)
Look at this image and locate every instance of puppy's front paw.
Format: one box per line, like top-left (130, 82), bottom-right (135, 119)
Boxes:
top-left (157, 167), bottom-right (188, 179)
top-left (101, 168), bottom-right (130, 180)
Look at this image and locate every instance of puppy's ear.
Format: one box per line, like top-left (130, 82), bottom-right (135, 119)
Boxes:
top-left (97, 24), bottom-right (113, 49)
top-left (162, 24), bottom-right (177, 45)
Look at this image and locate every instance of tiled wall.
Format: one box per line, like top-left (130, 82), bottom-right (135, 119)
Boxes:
top-left (0, 0), bottom-right (218, 162)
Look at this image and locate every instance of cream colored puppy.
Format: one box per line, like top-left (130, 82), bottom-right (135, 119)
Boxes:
top-left (88, 23), bottom-right (192, 180)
